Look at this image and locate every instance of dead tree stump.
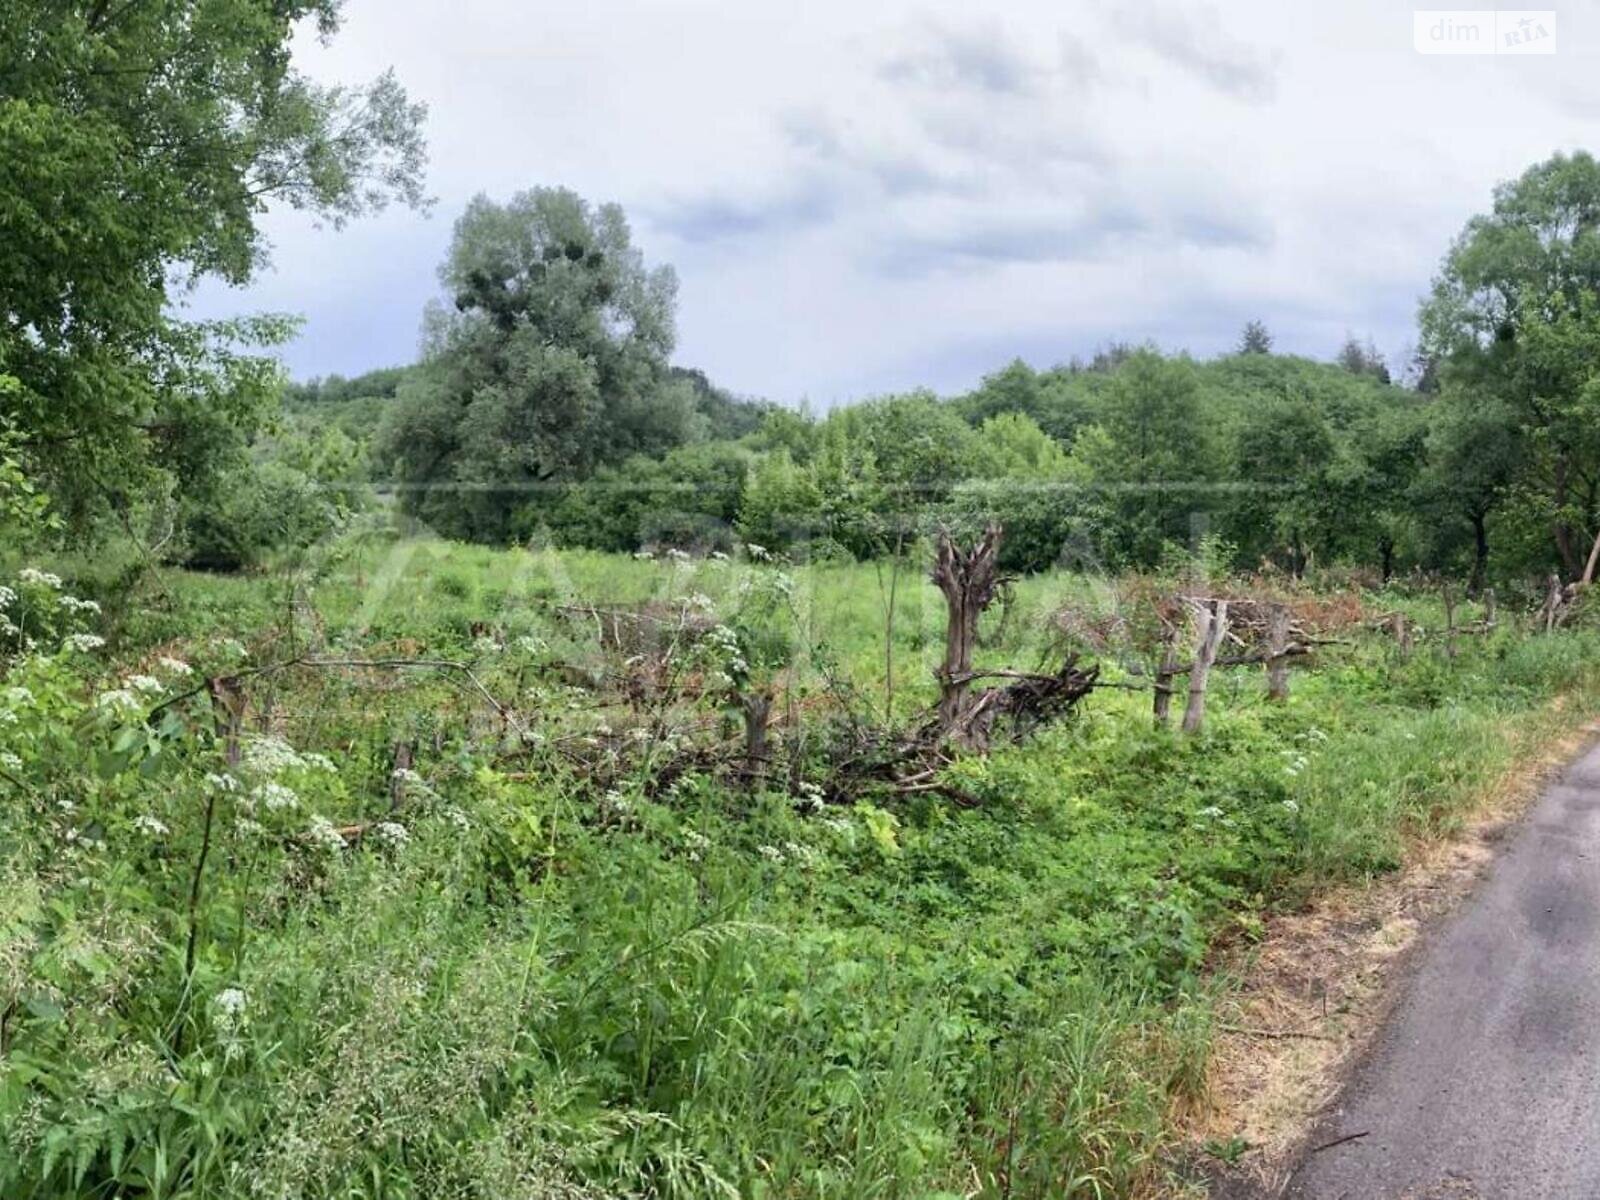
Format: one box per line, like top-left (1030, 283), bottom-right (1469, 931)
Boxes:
top-left (1265, 602), bottom-right (1291, 701)
top-left (1181, 599), bottom-right (1229, 735)
top-left (1390, 611), bottom-right (1412, 654)
top-left (1153, 621), bottom-right (1181, 727)
top-left (739, 690), bottom-right (773, 789)
top-left (932, 525), bottom-right (1006, 747)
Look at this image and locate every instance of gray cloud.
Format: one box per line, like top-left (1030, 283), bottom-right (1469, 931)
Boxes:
top-left (648, 183), bottom-right (837, 244)
top-left (1115, 4), bottom-right (1278, 102)
top-left (879, 20), bottom-right (1039, 95)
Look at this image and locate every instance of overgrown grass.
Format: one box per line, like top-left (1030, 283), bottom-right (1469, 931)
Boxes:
top-left (3, 539), bottom-right (1597, 1198)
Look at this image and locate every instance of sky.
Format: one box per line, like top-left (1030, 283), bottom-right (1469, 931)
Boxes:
top-left (186, 0), bottom-right (1600, 407)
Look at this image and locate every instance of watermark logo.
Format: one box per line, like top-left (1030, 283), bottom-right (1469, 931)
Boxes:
top-left (1414, 10), bottom-right (1555, 54)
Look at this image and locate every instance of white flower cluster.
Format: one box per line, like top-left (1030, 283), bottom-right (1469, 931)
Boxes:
top-left (664, 548), bottom-right (691, 563)
top-left (17, 568), bottom-right (62, 589)
top-left (1281, 750), bottom-right (1310, 777)
top-left (157, 656), bottom-right (194, 677)
top-left (686, 592), bottom-right (715, 613)
top-left (0, 751), bottom-right (22, 771)
top-left (633, 550), bottom-right (655, 561)
top-left (0, 586), bottom-right (16, 607)
top-left (793, 780), bottom-right (826, 814)
top-left (709, 551), bottom-right (730, 563)
top-left (372, 821), bottom-right (410, 850)
top-left (252, 781), bottom-right (300, 812)
top-left (64, 634), bottom-right (106, 652)
top-left (306, 814), bottom-right (346, 853)
top-left (4, 685), bottom-right (33, 707)
top-left (58, 596), bottom-right (100, 616)
top-left (96, 688), bottom-right (142, 714)
top-left (133, 814), bottom-right (170, 838)
top-left (758, 844), bottom-right (784, 863)
top-left (127, 674), bottom-right (164, 696)
top-left (205, 772), bottom-right (240, 794)
top-left (441, 806), bottom-right (471, 833)
top-left (744, 543), bottom-right (771, 562)
top-left (684, 830), bottom-right (711, 862)
top-left (213, 986), bottom-right (247, 1021)
top-left (703, 624), bottom-right (747, 685)
top-left (242, 734), bottom-right (313, 776)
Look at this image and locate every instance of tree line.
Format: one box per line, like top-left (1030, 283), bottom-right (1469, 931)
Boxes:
top-left (2, 5), bottom-right (1597, 594)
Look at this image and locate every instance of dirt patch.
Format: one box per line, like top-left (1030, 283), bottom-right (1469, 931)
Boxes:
top-left (1178, 703), bottom-right (1600, 1197)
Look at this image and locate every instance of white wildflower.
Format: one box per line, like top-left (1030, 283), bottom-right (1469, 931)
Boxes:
top-left (58, 595), bottom-right (101, 615)
top-left (1281, 799), bottom-right (1301, 815)
top-left (213, 987), bottom-right (247, 1020)
top-left (96, 688), bottom-right (141, 714)
top-left (17, 568), bottom-right (62, 590)
top-left (242, 734), bottom-right (305, 776)
top-left (442, 806), bottom-right (471, 833)
top-left (127, 674), bottom-right (164, 695)
top-left (4, 686), bottom-right (34, 706)
top-left (0, 586), bottom-right (15, 607)
top-left (299, 752), bottom-right (335, 772)
top-left (205, 772), bottom-right (240, 794)
top-left (472, 635), bottom-right (499, 655)
top-left (235, 817), bottom-right (265, 838)
top-left (64, 633), bottom-right (105, 652)
top-left (665, 548), bottom-right (691, 563)
top-left (744, 543), bottom-right (771, 562)
top-left (632, 549), bottom-right (655, 561)
top-left (133, 814), bottom-right (170, 837)
top-left (686, 592), bottom-right (714, 612)
top-left (1196, 805), bottom-right (1225, 821)
top-left (252, 782), bottom-right (299, 812)
top-left (513, 634), bottom-right (546, 655)
top-left (757, 844), bottom-right (784, 863)
top-left (0, 751), bottom-right (21, 771)
top-left (372, 821), bottom-right (410, 850)
top-left (709, 551), bottom-right (730, 562)
top-left (157, 656), bottom-right (193, 677)
top-left (306, 814), bottom-right (346, 853)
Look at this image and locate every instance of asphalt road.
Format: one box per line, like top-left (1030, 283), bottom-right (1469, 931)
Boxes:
top-left (1286, 737), bottom-right (1600, 1199)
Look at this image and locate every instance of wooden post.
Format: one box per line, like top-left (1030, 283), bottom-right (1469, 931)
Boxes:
top-left (1390, 612), bottom-right (1412, 654)
top-left (1181, 599), bottom-right (1228, 735)
top-left (1265, 602), bottom-right (1291, 701)
top-left (1545, 573), bottom-right (1563, 633)
top-left (931, 525), bottom-right (1005, 747)
top-left (739, 690), bottom-right (772, 790)
top-left (1442, 585), bottom-right (1458, 660)
top-left (1484, 587), bottom-right (1497, 630)
top-left (1153, 622), bottom-right (1180, 727)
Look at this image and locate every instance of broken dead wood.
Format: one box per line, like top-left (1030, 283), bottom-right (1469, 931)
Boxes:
top-left (931, 525), bottom-right (1009, 747)
top-left (1181, 599), bottom-right (1228, 735)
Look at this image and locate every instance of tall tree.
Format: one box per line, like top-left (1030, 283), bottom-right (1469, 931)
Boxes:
top-left (0, 1), bottom-right (428, 530)
top-left (377, 189), bottom-right (688, 542)
top-left (1420, 151), bottom-right (1600, 578)
top-left (1237, 320), bottom-right (1273, 355)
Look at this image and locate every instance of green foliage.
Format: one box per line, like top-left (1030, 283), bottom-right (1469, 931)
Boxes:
top-left (0, 2), bottom-right (428, 530)
top-left (5, 541), bottom-right (1598, 1198)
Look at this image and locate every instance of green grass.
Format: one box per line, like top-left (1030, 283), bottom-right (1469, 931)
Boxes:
top-left (2, 537), bottom-right (1597, 1198)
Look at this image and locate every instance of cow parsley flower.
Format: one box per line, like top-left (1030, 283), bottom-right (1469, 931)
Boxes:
top-left (252, 782), bottom-right (299, 812)
top-left (133, 814), bottom-right (170, 837)
top-left (0, 586), bottom-right (15, 608)
top-left (96, 688), bottom-right (141, 714)
top-left (58, 595), bottom-right (100, 615)
top-left (757, 844), bottom-right (784, 863)
top-left (373, 821), bottom-right (410, 850)
top-left (4, 686), bottom-right (34, 706)
top-left (157, 656), bottom-right (193, 677)
top-left (18, 568), bottom-right (62, 589)
top-left (306, 814), bottom-right (346, 853)
top-left (204, 772), bottom-right (240, 794)
top-left (64, 634), bottom-right (106, 652)
top-left (0, 751), bottom-right (22, 771)
top-left (127, 674), bottom-right (164, 695)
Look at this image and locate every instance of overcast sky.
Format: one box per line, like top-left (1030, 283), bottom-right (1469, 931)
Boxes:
top-left (186, 0), bottom-right (1600, 406)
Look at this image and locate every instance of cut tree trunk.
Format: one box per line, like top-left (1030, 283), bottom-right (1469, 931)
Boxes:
top-left (1181, 599), bottom-right (1229, 735)
top-left (1265, 602), bottom-right (1291, 701)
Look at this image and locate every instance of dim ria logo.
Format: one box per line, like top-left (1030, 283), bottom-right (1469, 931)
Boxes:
top-left (1414, 10), bottom-right (1555, 53)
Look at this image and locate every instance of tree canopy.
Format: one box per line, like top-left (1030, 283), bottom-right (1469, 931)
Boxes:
top-left (0, 0), bottom-right (428, 531)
